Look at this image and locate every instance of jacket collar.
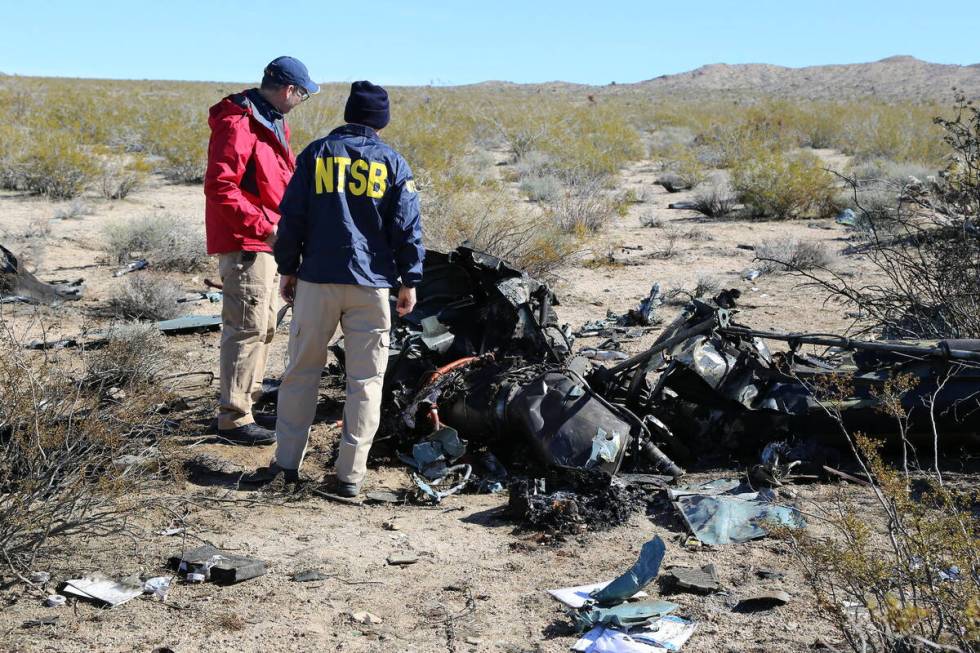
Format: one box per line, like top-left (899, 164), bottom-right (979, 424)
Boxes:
top-left (330, 123), bottom-right (379, 140)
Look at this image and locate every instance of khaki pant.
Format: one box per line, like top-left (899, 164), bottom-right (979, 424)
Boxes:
top-left (217, 251), bottom-right (278, 430)
top-left (275, 280), bottom-right (390, 484)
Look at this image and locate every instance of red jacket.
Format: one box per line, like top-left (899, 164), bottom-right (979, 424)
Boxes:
top-left (204, 91), bottom-right (296, 255)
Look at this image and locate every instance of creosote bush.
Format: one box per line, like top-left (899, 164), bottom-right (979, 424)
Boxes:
top-left (102, 212), bottom-right (209, 271)
top-left (780, 374), bottom-right (980, 653)
top-left (107, 275), bottom-right (187, 321)
top-left (731, 147), bottom-right (837, 218)
top-left (691, 179), bottom-right (738, 218)
top-left (20, 133), bottom-right (99, 199)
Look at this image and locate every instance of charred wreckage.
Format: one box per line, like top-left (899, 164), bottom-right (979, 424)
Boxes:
top-left (324, 246), bottom-right (979, 529)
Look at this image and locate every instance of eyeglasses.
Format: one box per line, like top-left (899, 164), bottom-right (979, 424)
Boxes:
top-left (294, 86), bottom-right (310, 102)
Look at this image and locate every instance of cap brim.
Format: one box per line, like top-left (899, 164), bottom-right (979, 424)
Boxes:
top-left (301, 80), bottom-right (320, 95)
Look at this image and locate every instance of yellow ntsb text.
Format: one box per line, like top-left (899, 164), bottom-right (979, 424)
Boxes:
top-left (314, 156), bottom-right (388, 198)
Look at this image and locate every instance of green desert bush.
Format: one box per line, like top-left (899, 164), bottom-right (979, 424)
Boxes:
top-left (731, 147), bottom-right (837, 218)
top-left (20, 132), bottom-right (99, 199)
top-left (102, 212), bottom-right (209, 271)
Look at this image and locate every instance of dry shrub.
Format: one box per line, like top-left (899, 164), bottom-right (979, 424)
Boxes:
top-left (100, 156), bottom-right (149, 200)
top-left (639, 211), bottom-right (664, 228)
top-left (731, 147), bottom-right (837, 219)
top-left (53, 199), bottom-right (95, 220)
top-left (85, 323), bottom-right (172, 390)
top-left (107, 276), bottom-right (187, 321)
top-left (102, 212), bottom-right (209, 271)
top-left (803, 96), bottom-right (980, 339)
top-left (782, 376), bottom-right (979, 653)
top-left (691, 180), bottom-right (738, 218)
top-left (519, 174), bottom-right (563, 202)
top-left (756, 237), bottom-right (834, 272)
top-left (543, 174), bottom-right (617, 234)
top-left (0, 325), bottom-right (172, 573)
top-left (657, 145), bottom-right (708, 191)
top-left (423, 189), bottom-right (576, 278)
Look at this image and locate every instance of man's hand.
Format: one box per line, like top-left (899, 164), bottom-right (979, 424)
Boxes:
top-left (280, 274), bottom-right (297, 305)
top-left (396, 285), bottom-right (416, 317)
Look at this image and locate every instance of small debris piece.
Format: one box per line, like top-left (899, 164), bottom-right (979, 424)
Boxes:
top-left (170, 544), bottom-right (266, 584)
top-left (465, 636), bottom-right (482, 645)
top-left (155, 314), bottom-right (222, 335)
top-left (547, 582), bottom-right (648, 608)
top-left (365, 491), bottom-right (402, 504)
top-left (292, 570), bottom-right (330, 582)
top-left (571, 599), bottom-right (679, 632)
top-left (30, 571), bottom-right (51, 585)
top-left (756, 568), bottom-right (787, 580)
top-left (62, 574), bottom-right (143, 607)
top-left (156, 527), bottom-right (185, 537)
top-left (663, 564), bottom-right (721, 594)
top-left (573, 615), bottom-right (696, 652)
top-left (186, 573), bottom-right (206, 583)
top-left (143, 577), bottom-right (171, 601)
top-left (590, 536), bottom-right (666, 606)
top-left (351, 611), bottom-right (382, 625)
top-left (737, 590), bottom-right (791, 611)
top-left (113, 259), bottom-right (148, 277)
top-left (22, 616), bottom-right (59, 628)
top-left (382, 520), bottom-right (400, 531)
top-left (667, 201), bottom-right (699, 210)
top-left (387, 552), bottom-right (419, 566)
top-left (44, 595), bottom-right (66, 608)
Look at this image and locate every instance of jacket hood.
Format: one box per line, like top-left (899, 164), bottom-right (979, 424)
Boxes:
top-left (208, 93), bottom-right (253, 127)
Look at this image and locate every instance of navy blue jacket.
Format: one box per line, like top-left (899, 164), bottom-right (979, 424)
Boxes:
top-left (274, 124), bottom-right (424, 288)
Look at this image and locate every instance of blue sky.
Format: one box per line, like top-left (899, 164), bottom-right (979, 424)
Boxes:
top-left (1, 0), bottom-right (977, 86)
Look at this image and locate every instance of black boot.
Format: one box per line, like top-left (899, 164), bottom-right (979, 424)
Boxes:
top-left (252, 413), bottom-right (277, 430)
top-left (241, 462), bottom-right (300, 486)
top-left (217, 423), bottom-right (275, 446)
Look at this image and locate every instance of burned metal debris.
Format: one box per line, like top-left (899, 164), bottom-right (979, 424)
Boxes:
top-left (324, 246), bottom-right (979, 531)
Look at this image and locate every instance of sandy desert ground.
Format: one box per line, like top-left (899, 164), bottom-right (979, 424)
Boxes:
top-left (0, 145), bottom-right (922, 653)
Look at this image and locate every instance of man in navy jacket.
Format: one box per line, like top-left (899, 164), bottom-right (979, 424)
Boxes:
top-left (267, 81), bottom-right (424, 495)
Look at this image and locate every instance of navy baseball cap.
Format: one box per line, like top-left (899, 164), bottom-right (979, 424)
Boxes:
top-left (264, 56), bottom-right (319, 94)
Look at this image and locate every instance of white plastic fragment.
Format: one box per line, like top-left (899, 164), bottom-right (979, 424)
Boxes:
top-left (45, 594), bottom-right (67, 607)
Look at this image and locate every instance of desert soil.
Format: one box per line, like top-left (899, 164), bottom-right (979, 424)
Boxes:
top-left (1, 149), bottom-right (888, 653)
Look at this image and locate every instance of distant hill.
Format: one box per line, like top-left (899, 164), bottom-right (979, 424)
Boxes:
top-left (619, 56), bottom-right (980, 102)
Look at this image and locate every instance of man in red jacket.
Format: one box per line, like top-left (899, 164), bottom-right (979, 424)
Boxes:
top-left (204, 56), bottom-right (318, 445)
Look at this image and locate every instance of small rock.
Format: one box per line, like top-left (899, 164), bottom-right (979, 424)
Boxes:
top-left (382, 520), bottom-right (400, 531)
top-left (387, 552), bottom-right (419, 566)
top-left (351, 611), bottom-right (382, 625)
top-left (292, 570), bottom-right (330, 582)
top-left (465, 636), bottom-right (482, 645)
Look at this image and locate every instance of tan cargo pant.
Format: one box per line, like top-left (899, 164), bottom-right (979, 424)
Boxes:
top-left (275, 280), bottom-right (391, 484)
top-left (217, 251), bottom-right (278, 430)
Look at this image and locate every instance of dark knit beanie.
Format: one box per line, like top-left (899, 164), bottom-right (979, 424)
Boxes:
top-left (344, 81), bottom-right (390, 130)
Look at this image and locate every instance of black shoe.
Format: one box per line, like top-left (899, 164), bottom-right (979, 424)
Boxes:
top-left (252, 413), bottom-right (277, 430)
top-left (217, 423), bottom-right (275, 446)
top-left (241, 462), bottom-right (299, 486)
top-left (335, 480), bottom-right (362, 498)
